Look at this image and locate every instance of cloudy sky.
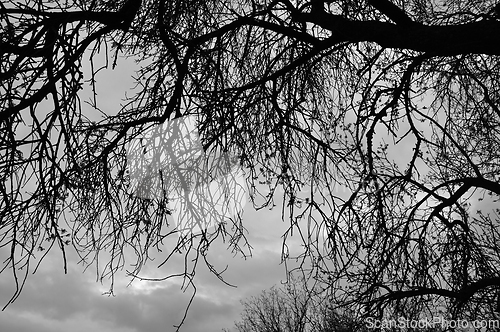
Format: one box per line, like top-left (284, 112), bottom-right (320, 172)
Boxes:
top-left (0, 53), bottom-right (305, 332)
top-left (0, 199), bottom-right (301, 332)
top-left (2, 31), bottom-right (495, 332)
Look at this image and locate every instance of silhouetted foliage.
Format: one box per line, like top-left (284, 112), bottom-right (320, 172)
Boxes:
top-left (2, 0), bottom-right (500, 328)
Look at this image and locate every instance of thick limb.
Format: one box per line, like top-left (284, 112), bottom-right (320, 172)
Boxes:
top-left (367, 0), bottom-right (413, 26)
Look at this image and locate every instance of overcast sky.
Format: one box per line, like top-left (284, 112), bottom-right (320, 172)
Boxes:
top-left (1, 35), bottom-right (495, 332)
top-left (0, 199), bottom-right (302, 332)
top-left (0, 53), bottom-right (304, 332)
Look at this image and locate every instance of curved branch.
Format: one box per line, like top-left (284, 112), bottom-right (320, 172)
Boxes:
top-left (378, 277), bottom-right (500, 304)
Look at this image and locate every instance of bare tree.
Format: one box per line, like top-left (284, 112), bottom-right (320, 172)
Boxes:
top-left (234, 285), bottom-right (309, 332)
top-left (229, 276), bottom-right (366, 332)
top-left (2, 0), bottom-right (500, 328)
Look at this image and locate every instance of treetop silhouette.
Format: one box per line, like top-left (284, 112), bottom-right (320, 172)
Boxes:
top-left (1, 0), bottom-right (500, 327)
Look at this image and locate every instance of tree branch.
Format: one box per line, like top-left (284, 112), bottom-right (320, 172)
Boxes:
top-left (367, 0), bottom-right (413, 26)
top-left (295, 12), bottom-right (500, 56)
top-left (378, 277), bottom-right (500, 304)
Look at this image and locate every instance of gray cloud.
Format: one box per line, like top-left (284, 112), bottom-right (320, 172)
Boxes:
top-left (0, 206), bottom-right (288, 332)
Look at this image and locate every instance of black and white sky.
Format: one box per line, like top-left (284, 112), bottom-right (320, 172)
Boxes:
top-left (0, 54), bottom-right (305, 332)
top-left (0, 199), bottom-right (301, 332)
